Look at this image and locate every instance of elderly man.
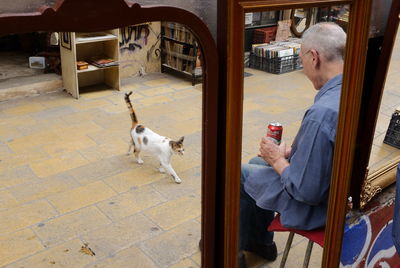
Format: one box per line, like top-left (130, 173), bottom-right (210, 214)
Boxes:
top-left (240, 22), bottom-right (346, 267)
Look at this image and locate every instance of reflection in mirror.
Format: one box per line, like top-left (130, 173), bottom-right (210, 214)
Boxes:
top-left (241, 6), bottom-right (348, 267)
top-left (363, 27), bottom-right (400, 206)
top-left (290, 8), bottom-right (312, 37)
top-left (0, 21), bottom-right (202, 267)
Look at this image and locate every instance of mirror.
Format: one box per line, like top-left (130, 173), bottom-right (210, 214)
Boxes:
top-left (290, 8), bottom-right (312, 37)
top-left (241, 5), bottom-right (351, 267)
top-left (362, 26), bottom-right (400, 207)
top-left (0, 1), bottom-right (219, 265)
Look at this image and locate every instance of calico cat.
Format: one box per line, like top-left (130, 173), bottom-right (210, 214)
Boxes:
top-left (124, 91), bottom-right (184, 184)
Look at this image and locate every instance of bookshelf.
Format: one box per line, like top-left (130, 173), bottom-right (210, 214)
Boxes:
top-left (160, 22), bottom-right (201, 86)
top-left (60, 29), bottom-right (120, 99)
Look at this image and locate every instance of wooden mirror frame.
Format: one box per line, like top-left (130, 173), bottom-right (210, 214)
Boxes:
top-left (224, 0), bottom-right (373, 267)
top-left (290, 8), bottom-right (312, 37)
top-left (0, 1), bottom-right (220, 267)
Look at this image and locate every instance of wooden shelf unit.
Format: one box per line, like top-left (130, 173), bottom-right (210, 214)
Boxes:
top-left (160, 22), bottom-right (202, 86)
top-left (60, 29), bottom-right (120, 98)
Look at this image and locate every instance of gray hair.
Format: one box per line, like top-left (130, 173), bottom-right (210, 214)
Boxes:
top-left (301, 22), bottom-right (347, 62)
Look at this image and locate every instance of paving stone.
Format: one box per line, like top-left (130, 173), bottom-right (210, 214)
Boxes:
top-left (92, 112), bottom-right (127, 130)
top-left (47, 181), bottom-right (116, 214)
top-left (169, 81), bottom-right (193, 91)
top-left (120, 82), bottom-right (145, 91)
top-left (141, 86), bottom-right (175, 97)
top-left (151, 167), bottom-right (201, 200)
top-left (103, 168), bottom-right (165, 193)
top-left (5, 239), bottom-right (97, 268)
top-left (96, 184), bottom-right (167, 221)
top-left (0, 189), bottom-right (18, 210)
top-left (167, 118), bottom-right (201, 138)
top-left (6, 130), bottom-right (59, 153)
top-left (9, 173), bottom-right (80, 204)
top-left (144, 195), bottom-right (201, 230)
top-left (30, 151), bottom-right (90, 178)
top-left (32, 206), bottom-right (111, 247)
top-left (15, 118), bottom-right (64, 137)
top-left (68, 157), bottom-right (131, 185)
top-left (42, 135), bottom-right (97, 156)
top-left (80, 89), bottom-right (116, 100)
top-left (0, 200), bottom-right (58, 234)
top-left (140, 95), bottom-right (174, 106)
top-left (30, 106), bottom-right (78, 120)
top-left (140, 220), bottom-right (201, 268)
top-left (191, 251), bottom-right (201, 266)
top-left (86, 245), bottom-right (157, 268)
top-left (38, 93), bottom-right (77, 109)
top-left (86, 129), bottom-right (127, 145)
top-left (81, 213), bottom-right (162, 258)
top-left (170, 155), bottom-right (201, 175)
top-left (51, 121), bottom-right (104, 139)
top-left (100, 103), bottom-right (127, 114)
top-left (169, 89), bottom-right (201, 100)
top-left (0, 125), bottom-right (24, 142)
top-left (169, 258), bottom-right (200, 268)
top-left (143, 78), bottom-right (171, 87)
top-left (71, 99), bottom-right (111, 111)
top-left (3, 102), bottom-right (47, 116)
top-left (0, 149), bottom-right (49, 172)
top-left (79, 140), bottom-right (128, 162)
top-left (60, 108), bottom-right (108, 124)
top-left (0, 165), bottom-right (38, 189)
top-left (0, 229), bottom-right (44, 267)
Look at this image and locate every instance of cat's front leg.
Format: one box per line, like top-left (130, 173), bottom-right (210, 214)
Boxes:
top-left (159, 164), bottom-right (166, 173)
top-left (126, 142), bottom-right (133, 155)
top-left (134, 150), bottom-right (144, 164)
top-left (160, 162), bottom-right (181, 184)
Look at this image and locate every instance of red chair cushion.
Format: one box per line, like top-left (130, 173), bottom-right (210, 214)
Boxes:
top-left (268, 215), bottom-right (325, 247)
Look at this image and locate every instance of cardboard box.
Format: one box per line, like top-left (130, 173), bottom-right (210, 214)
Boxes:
top-left (77, 61), bottom-right (89, 70)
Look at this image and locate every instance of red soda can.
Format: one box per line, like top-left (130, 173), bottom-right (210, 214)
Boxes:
top-left (267, 122), bottom-right (283, 144)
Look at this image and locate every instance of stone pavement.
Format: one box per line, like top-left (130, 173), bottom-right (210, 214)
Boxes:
top-left (1, 29), bottom-right (400, 267)
top-left (0, 74), bottom-right (203, 268)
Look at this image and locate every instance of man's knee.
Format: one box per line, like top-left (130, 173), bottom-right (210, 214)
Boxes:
top-left (248, 156), bottom-right (267, 166)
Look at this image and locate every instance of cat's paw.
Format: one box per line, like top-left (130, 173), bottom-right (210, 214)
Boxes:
top-left (159, 167), bottom-right (166, 173)
top-left (137, 159), bottom-right (144, 164)
top-left (174, 177), bottom-right (182, 184)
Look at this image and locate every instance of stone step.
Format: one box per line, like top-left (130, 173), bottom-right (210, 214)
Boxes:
top-left (0, 73), bottom-right (63, 101)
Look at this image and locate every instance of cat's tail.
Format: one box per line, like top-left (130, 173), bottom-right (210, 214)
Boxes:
top-left (124, 91), bottom-right (138, 128)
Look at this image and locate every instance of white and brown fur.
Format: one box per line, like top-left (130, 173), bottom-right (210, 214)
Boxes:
top-left (124, 91), bottom-right (184, 184)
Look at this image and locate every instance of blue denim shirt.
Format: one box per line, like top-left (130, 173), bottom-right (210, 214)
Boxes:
top-left (244, 74), bottom-right (342, 230)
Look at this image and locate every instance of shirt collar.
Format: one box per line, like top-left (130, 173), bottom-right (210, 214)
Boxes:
top-left (314, 74), bottom-right (343, 103)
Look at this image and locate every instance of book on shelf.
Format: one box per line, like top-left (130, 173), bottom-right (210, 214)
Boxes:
top-left (88, 56), bottom-right (118, 68)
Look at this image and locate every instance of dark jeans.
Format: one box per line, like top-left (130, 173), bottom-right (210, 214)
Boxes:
top-left (240, 157), bottom-right (275, 250)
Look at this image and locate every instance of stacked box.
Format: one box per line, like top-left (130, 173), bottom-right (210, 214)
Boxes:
top-left (249, 39), bottom-right (302, 74)
top-left (253, 27), bottom-right (277, 44)
top-left (384, 109), bottom-right (400, 149)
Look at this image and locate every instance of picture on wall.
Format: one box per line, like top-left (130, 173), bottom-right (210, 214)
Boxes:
top-left (61, 32), bottom-right (71, 50)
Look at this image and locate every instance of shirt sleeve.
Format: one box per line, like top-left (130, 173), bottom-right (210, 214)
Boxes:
top-left (280, 118), bottom-right (334, 206)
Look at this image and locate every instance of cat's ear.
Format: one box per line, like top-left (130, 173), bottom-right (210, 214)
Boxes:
top-left (178, 136), bottom-right (184, 144)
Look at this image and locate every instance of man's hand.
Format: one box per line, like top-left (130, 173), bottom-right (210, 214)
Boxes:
top-left (259, 137), bottom-right (289, 175)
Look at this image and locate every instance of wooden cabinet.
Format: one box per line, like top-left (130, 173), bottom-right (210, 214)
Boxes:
top-left (160, 22), bottom-right (201, 86)
top-left (60, 29), bottom-right (120, 98)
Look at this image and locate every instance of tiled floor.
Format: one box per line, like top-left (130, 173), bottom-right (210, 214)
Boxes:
top-left (0, 29), bottom-right (399, 268)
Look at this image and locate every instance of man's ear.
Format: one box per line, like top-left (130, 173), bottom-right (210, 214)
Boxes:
top-left (311, 49), bottom-right (320, 68)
